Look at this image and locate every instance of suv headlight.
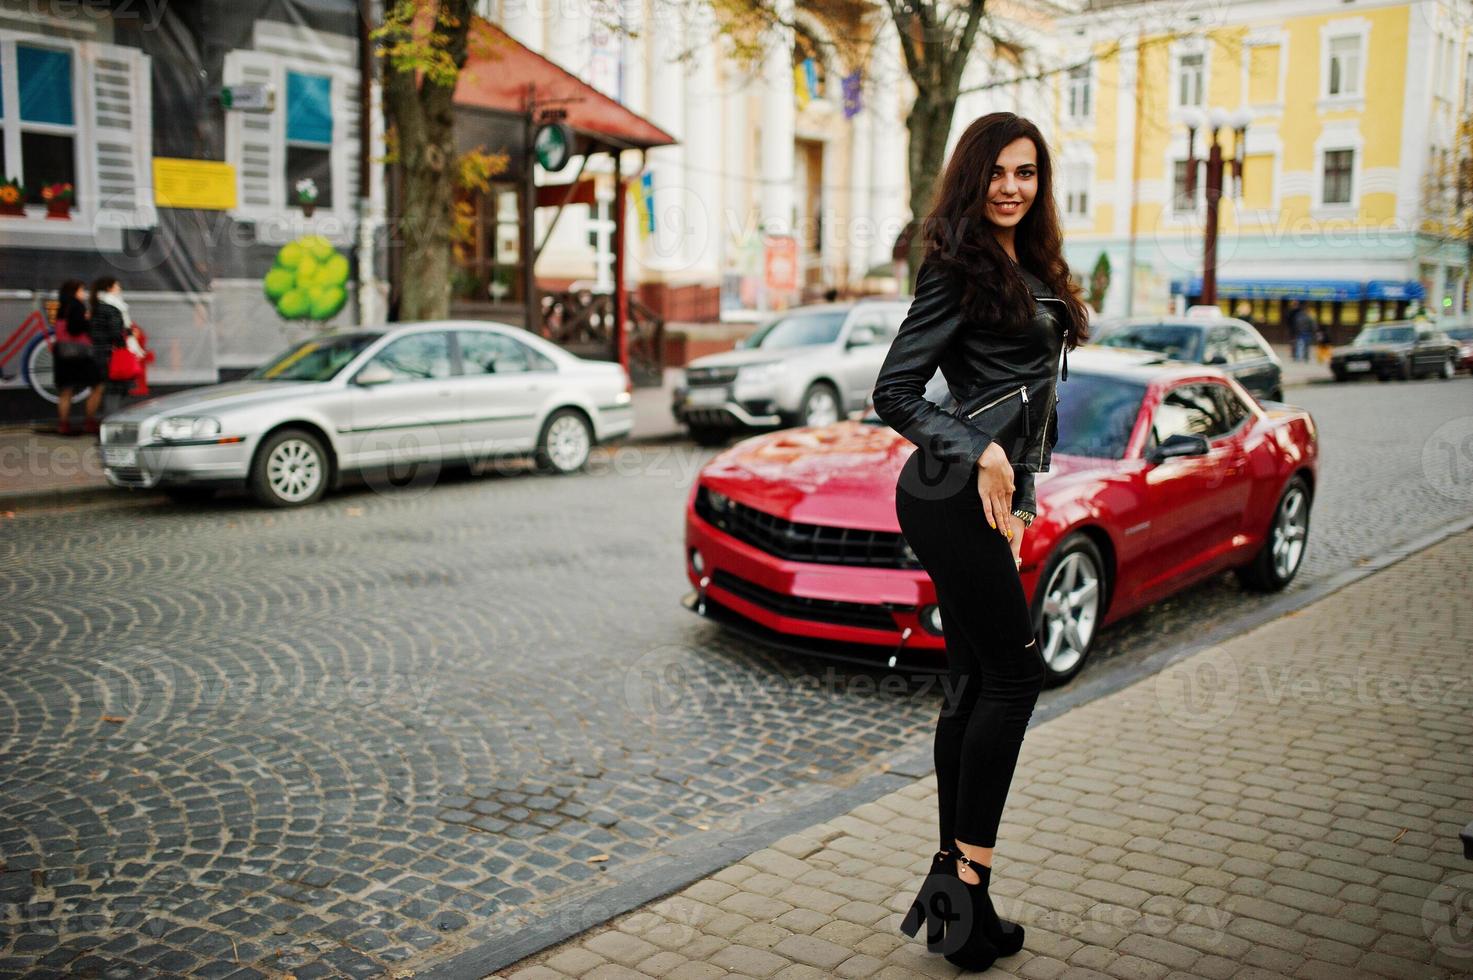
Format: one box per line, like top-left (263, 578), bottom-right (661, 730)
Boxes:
top-left (738, 362), bottom-right (786, 384)
top-left (156, 416), bottom-right (222, 441)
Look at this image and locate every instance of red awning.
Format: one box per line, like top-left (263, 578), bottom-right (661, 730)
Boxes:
top-left (455, 18), bottom-right (677, 151)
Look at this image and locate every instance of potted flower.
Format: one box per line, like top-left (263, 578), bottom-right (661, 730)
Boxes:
top-left (295, 177), bottom-right (319, 217)
top-left (0, 178), bottom-right (25, 217)
top-left (41, 182), bottom-right (74, 219)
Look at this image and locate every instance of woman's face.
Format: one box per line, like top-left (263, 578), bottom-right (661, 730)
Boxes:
top-left (985, 137), bottom-right (1038, 230)
top-left (109, 282), bottom-right (123, 295)
top-left (73, 285), bottom-right (86, 301)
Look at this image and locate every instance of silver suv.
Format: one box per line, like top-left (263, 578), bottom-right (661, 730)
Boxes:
top-left (672, 299), bottom-right (911, 445)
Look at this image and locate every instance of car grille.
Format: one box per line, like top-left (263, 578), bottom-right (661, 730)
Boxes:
top-left (109, 466), bottom-right (149, 486)
top-left (696, 486), bottom-right (920, 569)
top-left (687, 366), bottom-right (739, 386)
top-left (709, 569), bottom-right (901, 632)
top-left (101, 422), bottom-right (139, 445)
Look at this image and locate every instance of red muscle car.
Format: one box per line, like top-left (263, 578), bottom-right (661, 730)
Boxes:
top-left (682, 347), bottom-right (1319, 686)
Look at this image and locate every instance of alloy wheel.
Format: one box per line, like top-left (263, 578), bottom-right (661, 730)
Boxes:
top-left (267, 439), bottom-right (323, 503)
top-left (1038, 550), bottom-right (1101, 676)
top-left (803, 387), bottom-right (840, 427)
top-left (1271, 484), bottom-right (1309, 580)
top-left (546, 414), bottom-right (591, 471)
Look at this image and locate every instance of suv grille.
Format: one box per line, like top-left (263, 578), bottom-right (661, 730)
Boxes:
top-left (686, 366), bottom-right (738, 386)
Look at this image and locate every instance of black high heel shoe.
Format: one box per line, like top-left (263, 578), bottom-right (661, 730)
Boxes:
top-left (951, 850), bottom-right (1026, 957)
top-left (898, 849), bottom-right (965, 953)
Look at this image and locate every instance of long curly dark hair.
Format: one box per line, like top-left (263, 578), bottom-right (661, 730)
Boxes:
top-left (919, 112), bottom-right (1089, 350)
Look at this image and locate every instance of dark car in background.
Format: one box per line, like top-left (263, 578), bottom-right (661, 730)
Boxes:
top-left (1329, 322), bottom-right (1461, 382)
top-left (1436, 320), bottom-right (1473, 373)
top-left (1091, 310), bottom-right (1284, 403)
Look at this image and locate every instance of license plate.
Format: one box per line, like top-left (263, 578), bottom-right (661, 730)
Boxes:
top-left (686, 387), bottom-right (729, 406)
top-left (103, 447), bottom-right (137, 467)
top-left (1345, 361), bottom-right (1370, 372)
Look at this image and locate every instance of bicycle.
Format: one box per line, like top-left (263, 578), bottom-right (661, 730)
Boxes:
top-left (0, 305), bottom-right (92, 405)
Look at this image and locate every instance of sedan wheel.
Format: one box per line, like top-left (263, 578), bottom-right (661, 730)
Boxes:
top-left (535, 408), bottom-right (592, 474)
top-left (250, 429), bottom-right (328, 507)
top-left (1032, 534), bottom-right (1106, 686)
top-left (1442, 356), bottom-right (1456, 380)
top-left (800, 383), bottom-right (841, 427)
top-left (1236, 475), bottom-right (1311, 592)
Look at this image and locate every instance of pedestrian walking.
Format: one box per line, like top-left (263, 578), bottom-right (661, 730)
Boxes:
top-left (52, 278), bottom-right (103, 436)
top-left (1315, 322), bottom-right (1332, 363)
top-left (871, 111), bottom-right (1088, 973)
top-left (1233, 300), bottom-right (1257, 331)
top-left (1288, 300), bottom-right (1316, 362)
top-left (90, 277), bottom-right (141, 425)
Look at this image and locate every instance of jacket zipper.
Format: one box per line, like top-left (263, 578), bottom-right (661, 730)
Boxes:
top-left (1037, 389), bottom-right (1052, 469)
top-left (965, 384), bottom-right (1031, 437)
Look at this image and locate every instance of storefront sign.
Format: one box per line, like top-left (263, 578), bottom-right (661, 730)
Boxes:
top-left (152, 158), bottom-right (238, 210)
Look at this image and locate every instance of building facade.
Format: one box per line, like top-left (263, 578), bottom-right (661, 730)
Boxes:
top-left (1053, 0), bottom-right (1472, 342)
top-left (476, 0), bottom-right (1060, 320)
top-left (0, 0), bottom-right (383, 420)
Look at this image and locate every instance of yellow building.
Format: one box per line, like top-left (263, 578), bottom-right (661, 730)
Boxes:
top-left (1054, 0), bottom-right (1471, 342)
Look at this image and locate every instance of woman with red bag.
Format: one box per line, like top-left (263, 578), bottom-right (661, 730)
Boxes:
top-left (89, 277), bottom-right (141, 429)
top-left (53, 279), bottom-right (104, 436)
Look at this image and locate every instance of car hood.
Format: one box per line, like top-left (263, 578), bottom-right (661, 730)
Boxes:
top-left (687, 346), bottom-right (829, 369)
top-left (697, 421), bottom-right (1100, 531)
top-left (107, 380), bottom-right (329, 420)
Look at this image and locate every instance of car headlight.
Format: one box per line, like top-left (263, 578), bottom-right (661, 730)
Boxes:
top-left (707, 488), bottom-right (731, 513)
top-left (738, 362), bottom-right (786, 384)
top-left (156, 416), bottom-right (222, 441)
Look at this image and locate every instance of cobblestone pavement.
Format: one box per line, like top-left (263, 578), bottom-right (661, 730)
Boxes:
top-left (494, 530), bottom-right (1473, 980)
top-left (0, 381), bottom-right (1469, 979)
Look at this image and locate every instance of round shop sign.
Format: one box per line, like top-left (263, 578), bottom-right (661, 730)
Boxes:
top-left (535, 122), bottom-right (573, 172)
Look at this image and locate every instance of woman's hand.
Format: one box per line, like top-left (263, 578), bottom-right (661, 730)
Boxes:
top-left (976, 442), bottom-right (1014, 533)
top-left (1005, 513), bottom-right (1025, 568)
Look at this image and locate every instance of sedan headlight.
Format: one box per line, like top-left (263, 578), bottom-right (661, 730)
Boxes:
top-left (156, 416), bottom-right (222, 441)
top-left (737, 361), bottom-right (786, 384)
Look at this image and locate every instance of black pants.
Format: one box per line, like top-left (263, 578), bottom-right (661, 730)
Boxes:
top-left (895, 450), bottom-right (1046, 850)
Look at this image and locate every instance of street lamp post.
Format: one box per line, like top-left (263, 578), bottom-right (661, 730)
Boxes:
top-left (1183, 107), bottom-right (1252, 308)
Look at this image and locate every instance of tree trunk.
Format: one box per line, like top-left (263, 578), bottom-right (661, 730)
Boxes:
top-left (905, 92), bottom-right (956, 290)
top-left (398, 132), bottom-right (457, 321)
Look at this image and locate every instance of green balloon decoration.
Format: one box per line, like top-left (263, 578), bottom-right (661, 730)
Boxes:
top-left (264, 235), bottom-right (349, 322)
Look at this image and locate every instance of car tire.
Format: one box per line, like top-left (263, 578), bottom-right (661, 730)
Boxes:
top-left (1235, 474), bottom-right (1311, 593)
top-left (689, 425), bottom-right (730, 447)
top-left (534, 407), bottom-right (593, 474)
top-left (1332, 369), bottom-right (1347, 383)
top-left (1397, 357), bottom-right (1412, 380)
top-left (798, 381), bottom-right (842, 428)
top-left (1029, 532), bottom-right (1108, 688)
top-left (164, 486), bottom-right (217, 504)
top-left (250, 428), bottom-right (330, 508)
top-left (1441, 355), bottom-right (1456, 380)
top-left (1269, 386), bottom-right (1284, 402)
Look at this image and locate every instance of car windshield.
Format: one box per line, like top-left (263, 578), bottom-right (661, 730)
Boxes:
top-left (743, 311), bottom-right (848, 350)
top-left (248, 333), bottom-right (383, 381)
top-left (1353, 326), bottom-right (1415, 346)
top-left (1053, 373), bottom-right (1147, 459)
top-left (1441, 326), bottom-right (1473, 341)
top-left (1095, 323), bottom-right (1201, 361)
top-left (865, 372), bottom-right (1145, 460)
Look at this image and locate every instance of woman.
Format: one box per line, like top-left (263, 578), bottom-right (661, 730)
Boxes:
top-left (53, 279), bottom-right (103, 435)
top-left (872, 113), bottom-right (1088, 972)
top-left (89, 276), bottom-right (134, 422)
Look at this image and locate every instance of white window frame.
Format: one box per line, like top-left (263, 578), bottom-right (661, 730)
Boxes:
top-left (1061, 157), bottom-right (1092, 225)
top-left (0, 28), bottom-right (153, 244)
top-left (1319, 20), bottom-right (1369, 112)
top-left (224, 46), bottom-right (356, 243)
top-left (1312, 124), bottom-right (1363, 217)
top-left (1320, 148), bottom-right (1355, 206)
top-left (1169, 36), bottom-right (1210, 118)
top-left (1176, 52), bottom-right (1205, 109)
top-left (1241, 29), bottom-right (1286, 113)
top-left (1169, 157), bottom-right (1204, 216)
top-left (1065, 59), bottom-right (1094, 126)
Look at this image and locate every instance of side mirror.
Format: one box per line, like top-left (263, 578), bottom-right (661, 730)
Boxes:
top-left (1147, 432), bottom-right (1209, 464)
top-left (354, 362), bottom-right (394, 386)
top-left (1205, 353), bottom-right (1228, 365)
top-left (847, 325), bottom-right (879, 347)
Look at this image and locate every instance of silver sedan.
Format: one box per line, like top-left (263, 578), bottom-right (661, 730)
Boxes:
top-left (99, 321), bottom-right (634, 506)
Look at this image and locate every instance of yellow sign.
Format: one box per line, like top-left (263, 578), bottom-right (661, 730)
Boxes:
top-left (152, 158), bottom-right (237, 210)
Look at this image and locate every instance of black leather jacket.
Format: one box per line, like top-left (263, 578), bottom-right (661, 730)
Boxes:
top-left (872, 257), bottom-right (1068, 515)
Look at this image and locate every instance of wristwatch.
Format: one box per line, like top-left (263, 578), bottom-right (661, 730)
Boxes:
top-left (1011, 509), bottom-right (1036, 528)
